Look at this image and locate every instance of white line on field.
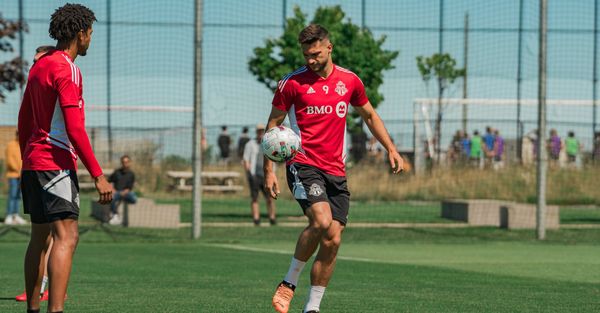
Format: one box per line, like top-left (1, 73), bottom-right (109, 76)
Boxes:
top-left (203, 243), bottom-right (393, 264)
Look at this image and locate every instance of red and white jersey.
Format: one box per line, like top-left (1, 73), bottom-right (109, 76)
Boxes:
top-left (18, 50), bottom-right (102, 178)
top-left (272, 64), bottom-right (369, 176)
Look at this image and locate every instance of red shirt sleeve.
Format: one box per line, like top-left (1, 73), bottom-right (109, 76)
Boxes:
top-left (350, 75), bottom-right (369, 107)
top-left (53, 63), bottom-right (80, 108)
top-left (272, 78), bottom-right (296, 111)
top-left (18, 88), bottom-right (33, 154)
top-left (54, 63), bottom-right (103, 178)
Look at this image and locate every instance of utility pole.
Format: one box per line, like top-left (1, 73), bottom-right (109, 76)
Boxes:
top-left (536, 0), bottom-right (548, 240)
top-left (517, 0), bottom-right (524, 162)
top-left (192, 0), bottom-right (204, 239)
top-left (462, 13), bottom-right (469, 133)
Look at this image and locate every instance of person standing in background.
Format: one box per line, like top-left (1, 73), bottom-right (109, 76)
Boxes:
top-left (492, 129), bottom-right (505, 170)
top-left (217, 125), bottom-right (232, 164)
top-left (5, 130), bottom-right (27, 225)
top-left (242, 124), bottom-right (276, 226)
top-left (564, 131), bottom-right (582, 165)
top-left (237, 126), bottom-right (250, 160)
top-left (470, 130), bottom-right (483, 168)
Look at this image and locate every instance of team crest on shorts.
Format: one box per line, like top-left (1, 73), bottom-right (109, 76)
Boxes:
top-left (309, 183), bottom-right (323, 197)
top-left (335, 81), bottom-right (347, 96)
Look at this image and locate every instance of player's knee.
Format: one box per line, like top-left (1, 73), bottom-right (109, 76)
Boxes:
top-left (54, 231), bottom-right (79, 251)
top-left (323, 232), bottom-right (342, 250)
top-left (331, 233), bottom-right (342, 248)
top-left (309, 216), bottom-right (332, 233)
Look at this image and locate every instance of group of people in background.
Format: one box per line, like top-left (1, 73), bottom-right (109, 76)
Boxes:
top-left (448, 126), bottom-right (505, 169)
top-left (522, 128), bottom-right (583, 168)
top-left (446, 126), bottom-right (588, 168)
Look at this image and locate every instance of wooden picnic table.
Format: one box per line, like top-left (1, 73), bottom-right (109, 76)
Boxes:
top-left (166, 170), bottom-right (243, 192)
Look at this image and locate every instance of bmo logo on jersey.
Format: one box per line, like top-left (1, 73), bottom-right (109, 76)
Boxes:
top-left (306, 101), bottom-right (347, 118)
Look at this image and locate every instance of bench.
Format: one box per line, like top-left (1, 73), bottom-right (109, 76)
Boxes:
top-left (442, 199), bottom-right (560, 229)
top-left (441, 199), bottom-right (507, 226)
top-left (500, 203), bottom-right (560, 229)
top-left (166, 170), bottom-right (243, 193)
top-left (91, 197), bottom-right (180, 229)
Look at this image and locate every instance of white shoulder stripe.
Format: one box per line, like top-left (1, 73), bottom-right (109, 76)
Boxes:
top-left (278, 66), bottom-right (307, 92)
top-left (278, 66), bottom-right (306, 90)
top-left (62, 55), bottom-right (80, 86)
top-left (335, 65), bottom-right (363, 84)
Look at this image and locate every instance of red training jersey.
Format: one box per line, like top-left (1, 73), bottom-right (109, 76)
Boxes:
top-left (272, 64), bottom-right (369, 176)
top-left (18, 50), bottom-right (102, 178)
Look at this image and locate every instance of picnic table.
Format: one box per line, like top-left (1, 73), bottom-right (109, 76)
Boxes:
top-left (77, 168), bottom-right (114, 191)
top-left (166, 170), bottom-right (243, 192)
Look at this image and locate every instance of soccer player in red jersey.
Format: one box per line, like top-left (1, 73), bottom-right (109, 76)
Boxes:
top-left (267, 24), bottom-right (403, 313)
top-left (15, 45), bottom-right (67, 305)
top-left (18, 4), bottom-right (112, 313)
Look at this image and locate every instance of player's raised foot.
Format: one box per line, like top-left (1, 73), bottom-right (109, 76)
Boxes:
top-left (272, 281), bottom-right (296, 313)
top-left (15, 291), bottom-right (27, 302)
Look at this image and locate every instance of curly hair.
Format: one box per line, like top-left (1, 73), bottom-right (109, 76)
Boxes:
top-left (49, 3), bottom-right (96, 42)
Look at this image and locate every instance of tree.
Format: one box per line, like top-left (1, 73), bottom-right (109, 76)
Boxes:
top-left (0, 14), bottom-right (28, 103)
top-left (416, 53), bottom-right (465, 163)
top-left (249, 5), bottom-right (398, 162)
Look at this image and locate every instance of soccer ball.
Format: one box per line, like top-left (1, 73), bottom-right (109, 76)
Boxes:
top-left (261, 125), bottom-right (301, 162)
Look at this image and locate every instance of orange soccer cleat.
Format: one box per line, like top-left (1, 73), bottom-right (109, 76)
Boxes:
top-left (272, 281), bottom-right (296, 313)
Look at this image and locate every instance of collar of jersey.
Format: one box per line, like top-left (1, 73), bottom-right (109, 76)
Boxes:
top-left (308, 63), bottom-right (337, 82)
top-left (56, 50), bottom-right (75, 62)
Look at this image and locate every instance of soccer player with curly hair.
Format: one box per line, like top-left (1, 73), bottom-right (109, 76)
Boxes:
top-left (19, 4), bottom-right (112, 313)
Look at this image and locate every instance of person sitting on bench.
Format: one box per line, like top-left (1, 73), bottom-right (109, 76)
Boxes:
top-left (108, 155), bottom-right (137, 225)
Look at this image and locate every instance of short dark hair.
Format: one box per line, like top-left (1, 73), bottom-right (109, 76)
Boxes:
top-left (49, 3), bottom-right (96, 43)
top-left (298, 24), bottom-right (329, 45)
top-left (568, 131), bottom-right (575, 137)
top-left (36, 45), bottom-right (55, 53)
top-left (121, 155), bottom-right (131, 161)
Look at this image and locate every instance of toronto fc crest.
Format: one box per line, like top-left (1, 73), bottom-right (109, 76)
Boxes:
top-left (335, 81), bottom-right (347, 96)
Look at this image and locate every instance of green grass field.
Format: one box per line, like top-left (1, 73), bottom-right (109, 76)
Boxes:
top-left (1, 196), bottom-right (600, 312)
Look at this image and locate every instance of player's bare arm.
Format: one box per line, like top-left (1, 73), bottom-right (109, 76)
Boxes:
top-left (263, 106), bottom-right (287, 199)
top-left (355, 102), bottom-right (404, 173)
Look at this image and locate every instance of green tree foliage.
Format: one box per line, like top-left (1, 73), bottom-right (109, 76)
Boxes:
top-left (248, 6), bottom-right (398, 137)
top-left (0, 14), bottom-right (28, 103)
top-left (416, 53), bottom-right (465, 162)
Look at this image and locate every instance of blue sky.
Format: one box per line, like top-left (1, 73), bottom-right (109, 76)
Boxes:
top-left (1, 0), bottom-right (598, 156)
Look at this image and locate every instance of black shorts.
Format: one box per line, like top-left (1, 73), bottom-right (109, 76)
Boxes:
top-left (247, 173), bottom-right (267, 201)
top-left (286, 163), bottom-right (350, 225)
top-left (21, 170), bottom-right (80, 224)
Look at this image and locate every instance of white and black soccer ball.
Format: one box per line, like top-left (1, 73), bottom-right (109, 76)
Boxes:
top-left (261, 125), bottom-right (301, 162)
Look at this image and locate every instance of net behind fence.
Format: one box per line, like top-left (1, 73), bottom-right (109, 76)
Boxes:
top-left (0, 0), bottom-right (598, 240)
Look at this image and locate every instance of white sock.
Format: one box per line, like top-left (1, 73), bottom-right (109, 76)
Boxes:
top-left (303, 286), bottom-right (326, 313)
top-left (40, 275), bottom-right (48, 294)
top-left (283, 257), bottom-right (306, 287)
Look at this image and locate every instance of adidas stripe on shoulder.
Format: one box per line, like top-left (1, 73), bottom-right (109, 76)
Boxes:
top-left (278, 66), bottom-right (307, 92)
